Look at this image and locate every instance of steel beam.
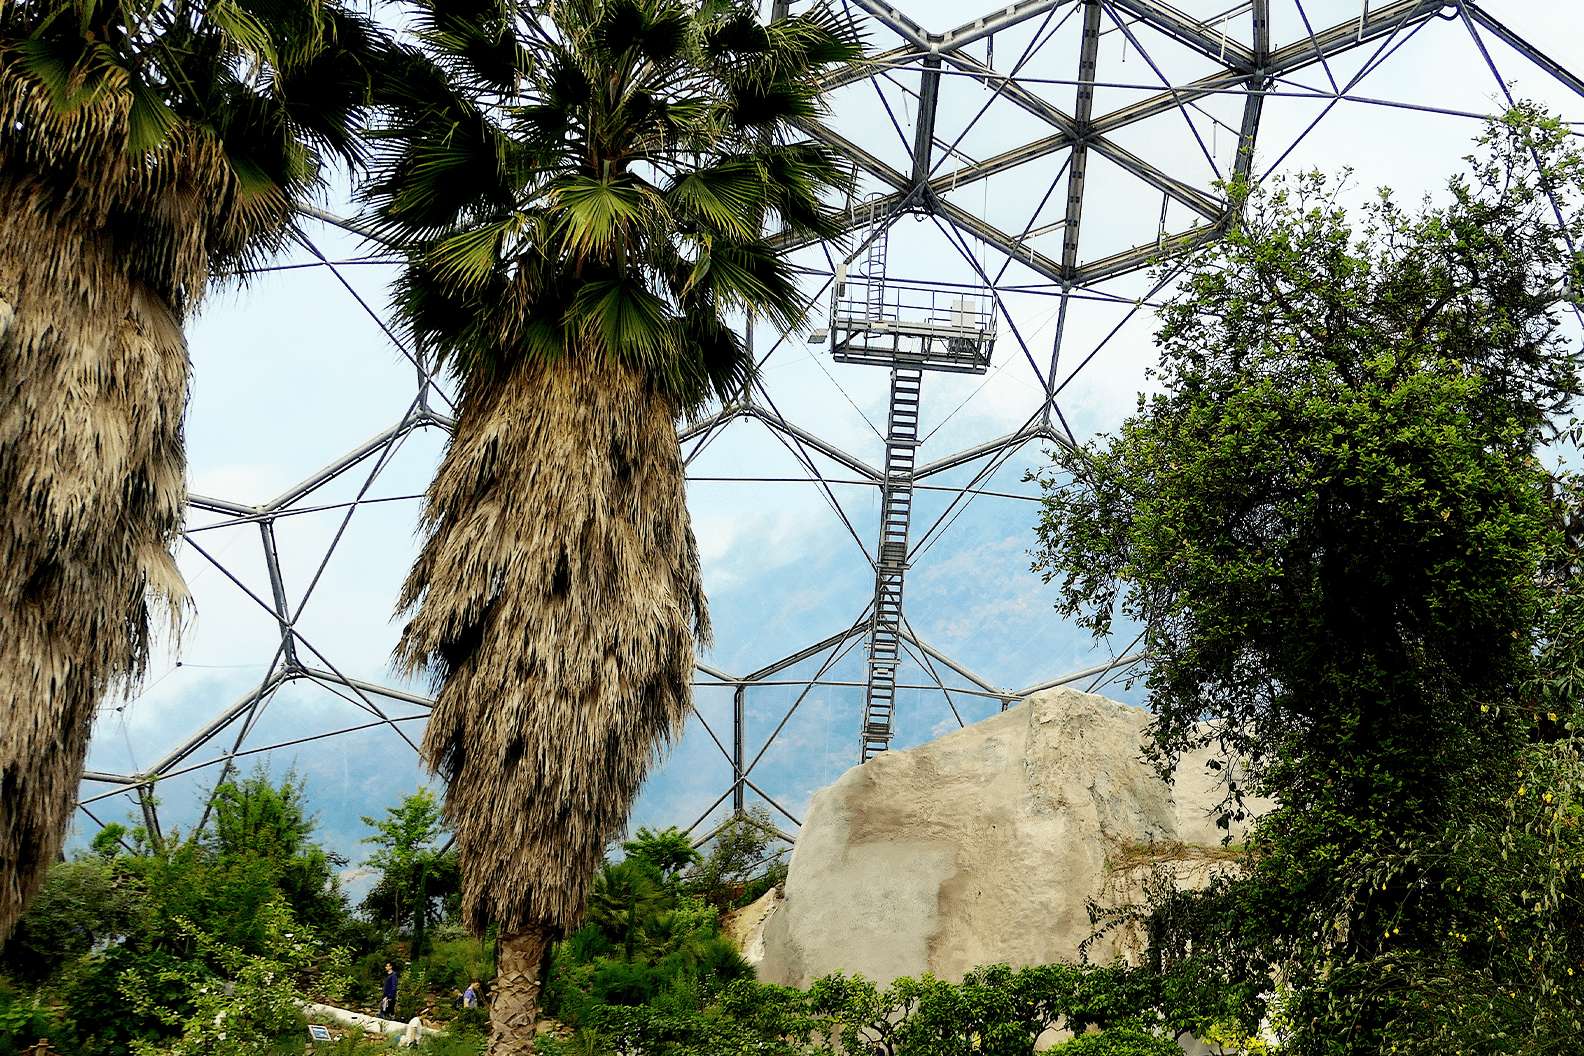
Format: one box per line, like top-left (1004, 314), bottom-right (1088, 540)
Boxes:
top-left (771, 191), bottom-right (906, 253)
top-left (897, 628), bottom-right (1008, 698)
top-left (911, 57), bottom-right (944, 184)
top-left (929, 193), bottom-right (1069, 284)
top-left (678, 402), bottom-right (750, 442)
top-left (81, 770), bottom-right (137, 785)
top-left (846, 0), bottom-right (933, 52)
top-left (913, 420), bottom-right (1067, 479)
top-left (732, 686), bottom-right (746, 814)
top-left (696, 661), bottom-right (738, 683)
top-left (1074, 219), bottom-right (1223, 284)
top-left (1106, 0), bottom-right (1255, 70)
top-left (1015, 652), bottom-right (1147, 696)
top-left (744, 405), bottom-right (883, 481)
top-left (820, 45), bottom-right (922, 90)
top-left (1064, 3), bottom-right (1102, 273)
top-left (1466, 4), bottom-right (1584, 102)
top-left (742, 619), bottom-right (871, 682)
top-left (1232, 0), bottom-right (1269, 184)
top-left (1090, 137), bottom-right (1223, 220)
top-left (1091, 67), bottom-right (1251, 138)
top-left (297, 667), bottom-right (437, 709)
top-left (136, 786), bottom-right (164, 851)
top-left (147, 668), bottom-right (292, 776)
top-left (1264, 0), bottom-right (1445, 79)
top-left (296, 204), bottom-right (396, 249)
top-left (1086, 1), bottom-right (1442, 143)
top-left (189, 494), bottom-right (259, 517)
top-left (264, 415), bottom-right (434, 514)
top-left (934, 131), bottom-right (1074, 192)
top-left (938, 0), bottom-right (1079, 54)
top-left (943, 48), bottom-right (1230, 238)
top-left (259, 520), bottom-right (299, 665)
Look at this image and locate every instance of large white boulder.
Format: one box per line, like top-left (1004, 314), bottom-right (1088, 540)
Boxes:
top-left (755, 688), bottom-right (1256, 988)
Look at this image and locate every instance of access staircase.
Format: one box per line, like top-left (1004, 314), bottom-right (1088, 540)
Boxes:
top-left (821, 195), bottom-right (996, 762)
top-left (861, 365), bottom-right (922, 760)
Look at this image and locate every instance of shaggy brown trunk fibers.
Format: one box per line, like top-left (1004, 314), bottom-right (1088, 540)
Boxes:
top-left (0, 178), bottom-right (189, 941)
top-left (397, 355), bottom-right (708, 1049)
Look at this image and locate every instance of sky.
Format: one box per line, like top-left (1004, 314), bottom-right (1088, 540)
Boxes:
top-left (72, 0), bottom-right (1584, 880)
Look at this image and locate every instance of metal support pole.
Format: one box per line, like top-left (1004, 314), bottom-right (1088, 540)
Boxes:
top-left (259, 519), bottom-right (299, 667)
top-left (136, 784), bottom-right (164, 853)
top-left (912, 56), bottom-right (944, 186)
top-left (732, 685), bottom-right (746, 816)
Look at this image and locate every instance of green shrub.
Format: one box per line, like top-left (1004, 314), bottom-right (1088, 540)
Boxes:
top-left (422, 937), bottom-right (492, 996)
top-left (417, 1030), bottom-right (484, 1056)
top-left (396, 964), bottom-right (431, 1022)
top-left (1046, 1024), bottom-right (1182, 1056)
top-left (61, 947), bottom-right (190, 1056)
top-left (448, 1006), bottom-right (490, 1038)
top-left (0, 986), bottom-right (75, 1056)
top-left (589, 960), bottom-right (661, 1007)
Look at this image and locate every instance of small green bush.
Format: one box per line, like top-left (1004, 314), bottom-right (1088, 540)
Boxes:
top-left (422, 937), bottom-right (492, 997)
top-left (0, 986), bottom-right (75, 1056)
top-left (1047, 1024), bottom-right (1182, 1056)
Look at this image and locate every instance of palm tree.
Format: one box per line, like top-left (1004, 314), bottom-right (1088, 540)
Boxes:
top-left (0, 0), bottom-right (387, 940)
top-left (586, 859), bottom-right (667, 962)
top-left (364, 0), bottom-right (859, 1048)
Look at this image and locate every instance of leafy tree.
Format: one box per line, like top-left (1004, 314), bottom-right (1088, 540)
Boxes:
top-left (1029, 106), bottom-right (1584, 1053)
top-left (120, 899), bottom-right (323, 1056)
top-left (361, 788), bottom-right (455, 954)
top-left (690, 808), bottom-right (786, 909)
top-left (0, 0), bottom-right (391, 943)
top-left (364, 0), bottom-right (860, 1044)
top-left (0, 858), bottom-right (137, 985)
top-left (1045, 1027), bottom-right (1181, 1056)
top-left (0, 984), bottom-right (75, 1055)
top-left (208, 768), bottom-right (349, 936)
top-left (623, 828), bottom-right (701, 887)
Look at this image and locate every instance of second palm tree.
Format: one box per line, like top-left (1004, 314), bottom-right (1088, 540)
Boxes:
top-left (366, 0), bottom-right (860, 1051)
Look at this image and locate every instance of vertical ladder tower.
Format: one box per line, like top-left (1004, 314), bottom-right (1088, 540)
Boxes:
top-left (825, 201), bottom-right (998, 761)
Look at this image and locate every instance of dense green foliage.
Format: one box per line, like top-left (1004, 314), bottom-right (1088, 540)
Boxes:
top-left (0, 774), bottom-right (489, 1056)
top-left (538, 960), bottom-right (1203, 1055)
top-left (1030, 106), bottom-right (1584, 1053)
top-left (360, 789), bottom-right (459, 958)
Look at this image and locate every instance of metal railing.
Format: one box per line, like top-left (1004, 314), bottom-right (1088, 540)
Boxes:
top-left (829, 275), bottom-right (997, 374)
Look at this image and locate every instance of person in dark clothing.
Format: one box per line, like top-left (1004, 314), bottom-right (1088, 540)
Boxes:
top-left (381, 962), bottom-right (399, 1019)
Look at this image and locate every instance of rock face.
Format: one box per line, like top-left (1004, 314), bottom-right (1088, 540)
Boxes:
top-left (755, 688), bottom-right (1254, 988)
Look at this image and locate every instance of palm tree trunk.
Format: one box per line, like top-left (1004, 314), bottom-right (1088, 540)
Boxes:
top-left (489, 924), bottom-right (554, 1056)
top-left (400, 353), bottom-right (706, 933)
top-left (398, 353), bottom-right (707, 1050)
top-left (0, 179), bottom-right (189, 940)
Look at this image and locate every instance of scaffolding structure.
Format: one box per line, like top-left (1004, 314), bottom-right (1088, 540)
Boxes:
top-left (820, 198), bottom-right (999, 758)
top-left (74, 1), bottom-right (1584, 849)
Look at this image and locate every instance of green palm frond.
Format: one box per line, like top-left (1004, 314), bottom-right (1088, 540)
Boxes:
top-left (205, 0), bottom-right (281, 71)
top-left (1, 0), bottom-right (394, 290)
top-left (666, 157), bottom-right (767, 241)
top-left (428, 210), bottom-right (529, 288)
top-left (365, 0), bottom-right (865, 414)
top-left (569, 277), bottom-right (679, 368)
top-left (551, 174), bottom-right (663, 259)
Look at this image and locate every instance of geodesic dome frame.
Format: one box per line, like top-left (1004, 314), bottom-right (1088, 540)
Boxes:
top-left (76, 0), bottom-right (1584, 853)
